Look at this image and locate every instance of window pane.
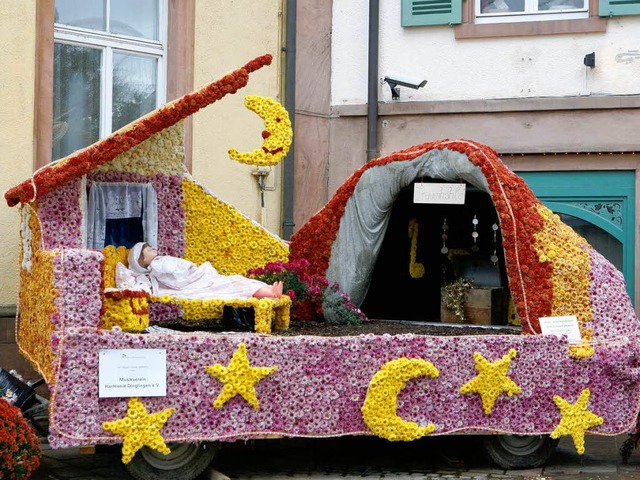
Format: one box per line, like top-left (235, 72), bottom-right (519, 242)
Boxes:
top-left (481, 0), bottom-right (525, 12)
top-left (559, 213), bottom-right (623, 270)
top-left (539, 0), bottom-right (585, 9)
top-left (112, 52), bottom-right (157, 131)
top-left (55, 0), bottom-right (106, 31)
top-left (110, 0), bottom-right (159, 40)
top-left (53, 43), bottom-right (102, 160)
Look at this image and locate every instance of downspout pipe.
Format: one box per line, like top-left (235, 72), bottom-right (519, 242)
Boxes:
top-left (282, 0), bottom-right (296, 239)
top-left (366, 0), bottom-right (380, 161)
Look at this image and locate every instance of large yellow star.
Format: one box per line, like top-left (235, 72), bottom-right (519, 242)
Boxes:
top-left (459, 348), bottom-right (521, 415)
top-left (102, 397), bottom-right (175, 464)
top-left (551, 388), bottom-right (603, 454)
top-left (205, 343), bottom-right (278, 409)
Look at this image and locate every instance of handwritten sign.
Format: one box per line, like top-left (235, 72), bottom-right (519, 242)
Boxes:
top-left (99, 349), bottom-right (167, 398)
top-left (538, 315), bottom-right (582, 345)
top-left (414, 183), bottom-right (466, 204)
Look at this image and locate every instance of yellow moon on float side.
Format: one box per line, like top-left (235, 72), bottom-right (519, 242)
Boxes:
top-left (228, 95), bottom-right (293, 167)
top-left (361, 357), bottom-right (439, 441)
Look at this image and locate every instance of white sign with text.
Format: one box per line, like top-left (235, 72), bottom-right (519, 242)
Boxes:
top-left (414, 183), bottom-right (466, 204)
top-left (99, 349), bottom-right (167, 398)
top-left (538, 315), bottom-right (582, 345)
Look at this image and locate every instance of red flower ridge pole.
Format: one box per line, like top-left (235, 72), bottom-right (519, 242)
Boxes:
top-left (4, 54), bottom-right (273, 207)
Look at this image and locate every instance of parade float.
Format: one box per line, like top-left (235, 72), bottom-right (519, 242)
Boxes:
top-left (4, 54), bottom-right (640, 480)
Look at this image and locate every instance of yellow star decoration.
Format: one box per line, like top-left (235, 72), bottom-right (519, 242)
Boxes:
top-left (205, 343), bottom-right (278, 409)
top-left (550, 388), bottom-right (603, 454)
top-left (459, 348), bottom-right (522, 415)
top-left (102, 397), bottom-right (175, 464)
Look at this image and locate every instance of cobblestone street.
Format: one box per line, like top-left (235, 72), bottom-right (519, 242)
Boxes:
top-left (31, 434), bottom-right (640, 479)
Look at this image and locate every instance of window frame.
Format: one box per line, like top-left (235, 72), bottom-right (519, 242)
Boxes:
top-left (35, 0), bottom-right (195, 170)
top-left (53, 1), bottom-right (167, 158)
top-left (474, 0), bottom-right (590, 23)
top-left (455, 0), bottom-right (606, 38)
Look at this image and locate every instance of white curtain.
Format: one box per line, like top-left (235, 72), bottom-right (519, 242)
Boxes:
top-left (86, 182), bottom-right (158, 250)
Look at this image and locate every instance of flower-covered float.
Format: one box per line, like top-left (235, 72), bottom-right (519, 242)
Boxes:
top-left (4, 54), bottom-right (640, 478)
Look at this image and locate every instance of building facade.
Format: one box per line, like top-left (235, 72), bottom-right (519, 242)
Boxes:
top-left (294, 0), bottom-right (640, 306)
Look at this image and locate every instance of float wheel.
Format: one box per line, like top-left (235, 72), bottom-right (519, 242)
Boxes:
top-left (482, 434), bottom-right (559, 469)
top-left (124, 442), bottom-right (220, 480)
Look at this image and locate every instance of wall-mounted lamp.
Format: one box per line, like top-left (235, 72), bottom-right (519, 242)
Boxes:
top-left (584, 52), bottom-right (596, 68)
top-left (383, 75), bottom-right (427, 100)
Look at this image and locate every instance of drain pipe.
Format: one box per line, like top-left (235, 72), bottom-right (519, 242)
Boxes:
top-left (282, 0), bottom-right (296, 239)
top-left (366, 0), bottom-right (380, 161)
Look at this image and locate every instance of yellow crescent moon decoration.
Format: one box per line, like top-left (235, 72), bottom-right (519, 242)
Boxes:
top-left (228, 95), bottom-right (293, 166)
top-left (361, 357), bottom-right (439, 441)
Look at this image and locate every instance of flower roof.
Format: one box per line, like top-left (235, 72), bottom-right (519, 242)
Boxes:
top-left (289, 139), bottom-right (639, 339)
top-left (4, 54), bottom-right (273, 207)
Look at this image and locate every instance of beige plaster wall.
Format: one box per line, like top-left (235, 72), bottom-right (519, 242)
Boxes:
top-left (0, 1), bottom-right (36, 309)
top-left (191, 0), bottom-right (285, 236)
top-left (333, 4), bottom-right (640, 103)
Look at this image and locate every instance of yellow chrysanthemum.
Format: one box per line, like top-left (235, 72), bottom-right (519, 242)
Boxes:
top-left (361, 357), bottom-right (439, 441)
top-left (533, 205), bottom-right (594, 358)
top-left (102, 398), bottom-right (175, 464)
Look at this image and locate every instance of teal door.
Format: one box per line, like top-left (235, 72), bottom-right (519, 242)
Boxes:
top-left (519, 171), bottom-right (635, 303)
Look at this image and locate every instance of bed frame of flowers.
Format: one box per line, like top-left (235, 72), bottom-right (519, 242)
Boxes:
top-left (4, 55), bottom-right (640, 468)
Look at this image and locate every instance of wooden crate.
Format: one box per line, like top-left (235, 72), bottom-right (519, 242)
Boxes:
top-left (440, 286), bottom-right (508, 325)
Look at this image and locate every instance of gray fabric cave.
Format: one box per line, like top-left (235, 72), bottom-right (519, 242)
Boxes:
top-left (323, 148), bottom-right (490, 321)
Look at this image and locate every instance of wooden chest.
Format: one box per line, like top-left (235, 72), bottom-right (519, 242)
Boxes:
top-left (440, 286), bottom-right (508, 326)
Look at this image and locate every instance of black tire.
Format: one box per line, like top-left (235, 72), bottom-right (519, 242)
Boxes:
top-left (124, 442), bottom-right (220, 480)
top-left (482, 434), bottom-right (559, 469)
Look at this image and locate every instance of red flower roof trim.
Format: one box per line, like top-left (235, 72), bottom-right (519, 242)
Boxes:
top-left (4, 54), bottom-right (273, 207)
top-left (289, 138), bottom-right (552, 334)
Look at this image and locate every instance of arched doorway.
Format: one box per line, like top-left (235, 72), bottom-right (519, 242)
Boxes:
top-left (519, 171), bottom-right (635, 302)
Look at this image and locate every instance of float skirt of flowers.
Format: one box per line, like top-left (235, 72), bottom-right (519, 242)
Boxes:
top-left (49, 327), bottom-right (640, 450)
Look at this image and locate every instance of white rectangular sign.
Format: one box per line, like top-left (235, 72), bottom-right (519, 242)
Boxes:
top-left (99, 349), bottom-right (167, 398)
top-left (414, 183), bottom-right (466, 204)
top-left (538, 315), bottom-right (582, 345)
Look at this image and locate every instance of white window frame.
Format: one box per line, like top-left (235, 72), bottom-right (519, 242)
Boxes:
top-left (475, 0), bottom-right (589, 23)
top-left (53, 0), bottom-right (167, 139)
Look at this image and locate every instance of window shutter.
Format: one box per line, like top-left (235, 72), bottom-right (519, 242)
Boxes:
top-left (599, 0), bottom-right (640, 16)
top-left (401, 0), bottom-right (462, 26)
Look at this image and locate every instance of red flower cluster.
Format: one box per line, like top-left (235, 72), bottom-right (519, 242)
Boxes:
top-left (104, 289), bottom-right (150, 301)
top-left (4, 54), bottom-right (273, 207)
top-left (289, 139), bottom-right (552, 334)
top-left (248, 258), bottom-right (326, 322)
top-left (248, 258), bottom-right (366, 325)
top-left (0, 399), bottom-right (41, 479)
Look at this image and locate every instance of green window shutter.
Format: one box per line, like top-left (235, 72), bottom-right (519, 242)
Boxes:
top-left (599, 0), bottom-right (640, 16)
top-left (402, 0), bottom-right (462, 26)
